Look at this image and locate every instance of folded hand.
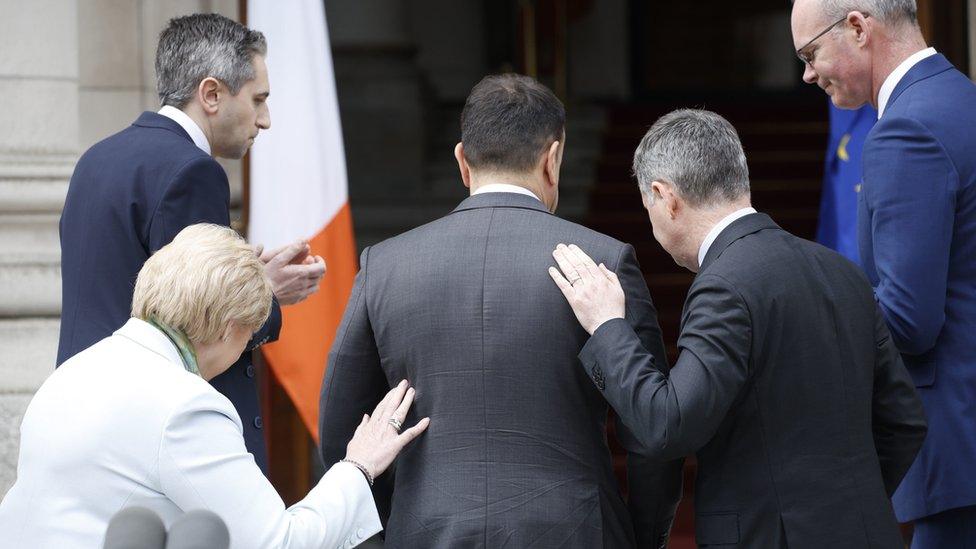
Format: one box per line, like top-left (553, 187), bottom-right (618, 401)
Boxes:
top-left (259, 239), bottom-right (327, 305)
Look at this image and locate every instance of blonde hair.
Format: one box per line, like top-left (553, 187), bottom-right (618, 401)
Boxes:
top-left (132, 224), bottom-right (272, 344)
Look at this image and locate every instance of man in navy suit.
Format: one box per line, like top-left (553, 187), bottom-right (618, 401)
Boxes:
top-left (58, 13), bottom-right (326, 473)
top-left (792, 1), bottom-right (976, 545)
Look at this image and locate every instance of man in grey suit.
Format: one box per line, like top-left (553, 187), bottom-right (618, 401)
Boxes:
top-left (319, 74), bottom-right (682, 548)
top-left (550, 109), bottom-right (928, 548)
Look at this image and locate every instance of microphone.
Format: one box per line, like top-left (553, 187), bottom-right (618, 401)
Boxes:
top-left (164, 509), bottom-right (230, 549)
top-left (103, 506), bottom-right (167, 549)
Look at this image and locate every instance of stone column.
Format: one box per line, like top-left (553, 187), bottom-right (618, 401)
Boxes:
top-left (569, 0), bottom-right (631, 100)
top-left (970, 0), bottom-right (975, 80)
top-left (0, 0), bottom-right (79, 495)
top-left (409, 0), bottom-right (487, 101)
top-left (326, 0), bottom-right (425, 201)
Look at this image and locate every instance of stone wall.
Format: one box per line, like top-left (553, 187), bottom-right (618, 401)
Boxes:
top-left (0, 0), bottom-right (240, 498)
top-left (971, 0), bottom-right (976, 79)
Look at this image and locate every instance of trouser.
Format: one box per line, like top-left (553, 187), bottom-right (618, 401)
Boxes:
top-left (911, 505), bottom-right (976, 549)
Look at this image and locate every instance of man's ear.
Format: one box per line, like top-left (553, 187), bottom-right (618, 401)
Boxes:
top-left (198, 77), bottom-right (222, 115)
top-left (652, 181), bottom-right (680, 219)
top-left (544, 140), bottom-right (562, 188)
top-left (455, 142), bottom-right (472, 188)
top-left (849, 11), bottom-right (870, 47)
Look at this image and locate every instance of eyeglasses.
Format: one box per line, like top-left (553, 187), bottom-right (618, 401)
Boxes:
top-left (795, 13), bottom-right (869, 67)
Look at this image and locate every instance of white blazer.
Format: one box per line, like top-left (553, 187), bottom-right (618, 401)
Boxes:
top-left (0, 318), bottom-right (381, 548)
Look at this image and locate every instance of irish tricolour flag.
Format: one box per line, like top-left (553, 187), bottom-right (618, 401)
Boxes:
top-left (248, 0), bottom-right (356, 441)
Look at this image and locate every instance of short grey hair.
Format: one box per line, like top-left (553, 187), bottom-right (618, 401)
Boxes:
top-left (813, 0), bottom-right (918, 25)
top-left (633, 109), bottom-right (750, 208)
top-left (155, 13), bottom-right (267, 109)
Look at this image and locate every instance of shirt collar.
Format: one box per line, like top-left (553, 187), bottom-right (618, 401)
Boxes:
top-left (877, 47), bottom-right (937, 119)
top-left (698, 207), bottom-right (757, 268)
top-left (471, 183), bottom-right (543, 203)
top-left (158, 105), bottom-right (212, 155)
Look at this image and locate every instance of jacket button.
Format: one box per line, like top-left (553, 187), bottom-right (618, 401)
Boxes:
top-left (253, 416), bottom-right (263, 429)
top-left (356, 528), bottom-right (365, 539)
top-left (245, 364), bottom-right (255, 378)
top-left (591, 365), bottom-right (606, 391)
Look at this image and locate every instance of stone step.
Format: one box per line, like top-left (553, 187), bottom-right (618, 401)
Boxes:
top-left (0, 318), bottom-right (58, 394)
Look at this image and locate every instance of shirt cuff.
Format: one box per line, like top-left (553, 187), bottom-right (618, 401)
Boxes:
top-left (306, 461), bottom-right (383, 546)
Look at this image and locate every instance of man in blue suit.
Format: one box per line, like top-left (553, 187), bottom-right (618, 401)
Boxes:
top-left (792, 1), bottom-right (976, 546)
top-left (58, 14), bottom-right (326, 473)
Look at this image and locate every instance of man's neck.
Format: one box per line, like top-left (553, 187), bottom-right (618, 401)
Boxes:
top-left (870, 34), bottom-right (929, 109)
top-left (469, 174), bottom-right (546, 204)
top-left (179, 104), bottom-right (216, 154)
top-left (687, 202), bottom-right (753, 272)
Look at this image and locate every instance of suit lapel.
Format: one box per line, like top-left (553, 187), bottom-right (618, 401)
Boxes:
top-left (699, 213), bottom-right (779, 273)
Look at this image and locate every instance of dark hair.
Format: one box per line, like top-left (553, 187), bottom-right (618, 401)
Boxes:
top-left (460, 74), bottom-right (565, 173)
top-left (155, 13), bottom-right (267, 108)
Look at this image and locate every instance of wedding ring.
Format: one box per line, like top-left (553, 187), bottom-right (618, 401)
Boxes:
top-left (388, 418), bottom-right (403, 433)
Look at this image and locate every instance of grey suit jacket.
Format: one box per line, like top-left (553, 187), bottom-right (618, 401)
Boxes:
top-left (319, 192), bottom-right (682, 548)
top-left (580, 213), bottom-right (927, 548)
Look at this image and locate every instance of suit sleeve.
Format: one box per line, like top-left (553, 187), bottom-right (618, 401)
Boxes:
top-left (611, 244), bottom-right (684, 549)
top-left (159, 388), bottom-right (381, 548)
top-left (247, 297), bottom-right (282, 350)
top-left (147, 156), bottom-right (231, 252)
top-left (862, 116), bottom-right (956, 355)
top-left (870, 304), bottom-right (928, 495)
top-left (318, 247), bottom-right (392, 522)
top-left (148, 157), bottom-right (281, 348)
top-left (580, 273), bottom-right (751, 460)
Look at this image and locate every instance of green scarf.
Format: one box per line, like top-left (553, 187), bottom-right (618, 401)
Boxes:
top-left (148, 317), bottom-right (201, 377)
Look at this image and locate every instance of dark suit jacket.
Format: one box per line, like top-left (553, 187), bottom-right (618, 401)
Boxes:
top-left (57, 111), bottom-right (280, 471)
top-left (859, 53), bottom-right (976, 521)
top-left (580, 213), bottom-right (927, 548)
top-left (319, 192), bottom-right (682, 548)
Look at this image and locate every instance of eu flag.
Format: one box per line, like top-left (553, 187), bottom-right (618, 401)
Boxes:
top-left (816, 100), bottom-right (877, 263)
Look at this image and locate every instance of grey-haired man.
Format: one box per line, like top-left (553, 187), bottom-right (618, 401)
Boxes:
top-left (791, 2), bottom-right (976, 545)
top-left (550, 109), bottom-right (927, 547)
top-left (58, 13), bottom-right (325, 473)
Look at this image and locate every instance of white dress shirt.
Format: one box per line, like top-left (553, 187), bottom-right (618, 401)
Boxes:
top-left (0, 318), bottom-right (381, 549)
top-left (159, 105), bottom-right (212, 155)
top-left (472, 183), bottom-right (543, 203)
top-left (877, 47), bottom-right (937, 119)
top-left (698, 207), bottom-right (757, 268)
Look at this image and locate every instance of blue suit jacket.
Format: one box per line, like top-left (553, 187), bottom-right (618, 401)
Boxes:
top-left (58, 111), bottom-right (280, 472)
top-left (859, 54), bottom-right (976, 521)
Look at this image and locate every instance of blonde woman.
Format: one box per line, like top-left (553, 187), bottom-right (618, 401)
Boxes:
top-left (0, 224), bottom-right (428, 548)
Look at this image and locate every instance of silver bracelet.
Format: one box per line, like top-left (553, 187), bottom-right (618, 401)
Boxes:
top-left (340, 459), bottom-right (374, 486)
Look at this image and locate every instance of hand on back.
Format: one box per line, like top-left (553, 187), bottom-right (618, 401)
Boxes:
top-left (344, 380), bottom-right (430, 479)
top-left (548, 243), bottom-right (626, 335)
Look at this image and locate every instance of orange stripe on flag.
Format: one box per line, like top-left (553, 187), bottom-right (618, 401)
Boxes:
top-left (261, 203), bottom-right (357, 443)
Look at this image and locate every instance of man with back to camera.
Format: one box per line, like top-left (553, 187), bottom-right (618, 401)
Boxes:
top-left (549, 108), bottom-right (927, 548)
top-left (791, 1), bottom-right (976, 545)
top-left (58, 13), bottom-right (325, 473)
top-left (318, 74), bottom-right (683, 548)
